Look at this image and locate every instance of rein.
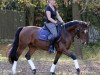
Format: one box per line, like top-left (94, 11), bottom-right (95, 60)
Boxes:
top-left (63, 24), bottom-right (66, 34)
top-left (76, 29), bottom-right (80, 39)
top-left (56, 24), bottom-right (66, 42)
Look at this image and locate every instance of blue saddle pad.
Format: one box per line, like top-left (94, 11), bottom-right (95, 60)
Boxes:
top-left (38, 26), bottom-right (51, 41)
top-left (38, 24), bottom-right (63, 41)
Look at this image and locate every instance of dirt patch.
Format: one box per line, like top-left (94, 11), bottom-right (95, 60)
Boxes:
top-left (0, 60), bottom-right (100, 75)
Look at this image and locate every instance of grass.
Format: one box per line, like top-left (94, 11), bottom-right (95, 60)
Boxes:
top-left (0, 56), bottom-right (7, 62)
top-left (0, 40), bottom-right (100, 61)
top-left (0, 41), bottom-right (100, 75)
top-left (0, 43), bottom-right (100, 75)
top-left (82, 41), bottom-right (100, 60)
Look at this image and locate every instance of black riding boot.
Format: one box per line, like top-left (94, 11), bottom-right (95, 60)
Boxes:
top-left (48, 35), bottom-right (56, 53)
top-left (49, 40), bottom-right (55, 53)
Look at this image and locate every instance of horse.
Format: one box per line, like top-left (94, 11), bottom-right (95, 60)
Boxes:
top-left (8, 20), bottom-right (89, 75)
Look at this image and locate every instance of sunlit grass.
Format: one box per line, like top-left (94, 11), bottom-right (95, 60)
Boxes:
top-left (0, 41), bottom-right (100, 61)
top-left (20, 45), bottom-right (100, 62)
top-left (0, 55), bottom-right (7, 62)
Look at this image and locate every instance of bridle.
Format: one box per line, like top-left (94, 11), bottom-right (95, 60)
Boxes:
top-left (76, 29), bottom-right (80, 39)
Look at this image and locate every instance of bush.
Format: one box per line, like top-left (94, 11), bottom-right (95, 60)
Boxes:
top-left (82, 41), bottom-right (100, 59)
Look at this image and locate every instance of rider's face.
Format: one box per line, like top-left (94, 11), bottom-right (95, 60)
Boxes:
top-left (48, 0), bottom-right (56, 6)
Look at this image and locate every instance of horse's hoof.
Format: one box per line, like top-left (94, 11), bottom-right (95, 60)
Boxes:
top-left (76, 68), bottom-right (80, 75)
top-left (51, 72), bottom-right (56, 75)
top-left (32, 69), bottom-right (36, 75)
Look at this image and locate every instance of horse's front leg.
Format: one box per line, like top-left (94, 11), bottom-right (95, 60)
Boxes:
top-left (63, 50), bottom-right (80, 75)
top-left (50, 51), bottom-right (62, 75)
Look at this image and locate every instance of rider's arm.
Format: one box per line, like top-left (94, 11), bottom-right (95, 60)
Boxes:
top-left (46, 11), bottom-right (57, 24)
top-left (56, 11), bottom-right (64, 23)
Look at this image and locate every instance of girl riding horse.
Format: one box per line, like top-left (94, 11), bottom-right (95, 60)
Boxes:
top-left (8, 20), bottom-right (89, 75)
top-left (45, 0), bottom-right (65, 53)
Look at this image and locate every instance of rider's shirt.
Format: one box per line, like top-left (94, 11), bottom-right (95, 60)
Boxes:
top-left (45, 5), bottom-right (57, 23)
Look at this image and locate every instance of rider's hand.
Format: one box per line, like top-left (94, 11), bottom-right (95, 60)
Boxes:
top-left (54, 20), bottom-right (57, 23)
top-left (55, 21), bottom-right (58, 25)
top-left (62, 22), bottom-right (65, 26)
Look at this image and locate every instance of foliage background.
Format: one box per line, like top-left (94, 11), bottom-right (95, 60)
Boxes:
top-left (0, 0), bottom-right (99, 26)
top-left (0, 0), bottom-right (100, 59)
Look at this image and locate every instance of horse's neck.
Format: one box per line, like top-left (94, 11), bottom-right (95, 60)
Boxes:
top-left (68, 27), bottom-right (77, 40)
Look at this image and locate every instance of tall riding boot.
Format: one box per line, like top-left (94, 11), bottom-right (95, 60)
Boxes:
top-left (48, 34), bottom-right (56, 53)
top-left (49, 40), bottom-right (55, 53)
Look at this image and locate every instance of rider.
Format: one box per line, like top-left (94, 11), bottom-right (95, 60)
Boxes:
top-left (45, 0), bottom-right (64, 53)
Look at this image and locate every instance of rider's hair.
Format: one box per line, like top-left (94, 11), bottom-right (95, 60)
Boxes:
top-left (47, 0), bottom-right (58, 9)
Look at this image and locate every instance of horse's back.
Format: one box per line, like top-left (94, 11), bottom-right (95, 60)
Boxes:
top-left (23, 26), bottom-right (41, 31)
top-left (19, 26), bottom-right (41, 44)
top-left (21, 26), bottom-right (41, 33)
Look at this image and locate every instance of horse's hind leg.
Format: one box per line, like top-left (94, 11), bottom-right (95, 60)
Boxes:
top-left (12, 43), bottom-right (26, 74)
top-left (50, 51), bottom-right (62, 75)
top-left (25, 45), bottom-right (36, 74)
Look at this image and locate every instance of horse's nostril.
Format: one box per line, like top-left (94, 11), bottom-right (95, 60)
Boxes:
top-left (80, 40), bottom-right (86, 45)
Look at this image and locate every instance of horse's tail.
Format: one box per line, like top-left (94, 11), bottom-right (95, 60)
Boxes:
top-left (8, 27), bottom-right (23, 64)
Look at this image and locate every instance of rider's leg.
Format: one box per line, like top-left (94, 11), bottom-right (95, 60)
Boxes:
top-left (45, 23), bottom-right (57, 53)
top-left (46, 23), bottom-right (57, 39)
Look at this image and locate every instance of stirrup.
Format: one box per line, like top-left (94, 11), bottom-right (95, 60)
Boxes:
top-left (48, 45), bottom-right (56, 53)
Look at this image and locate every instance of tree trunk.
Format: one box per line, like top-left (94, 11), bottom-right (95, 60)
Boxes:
top-left (72, 0), bottom-right (83, 59)
top-left (25, 3), bottom-right (34, 26)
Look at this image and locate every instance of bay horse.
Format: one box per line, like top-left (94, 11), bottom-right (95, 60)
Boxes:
top-left (8, 20), bottom-right (89, 75)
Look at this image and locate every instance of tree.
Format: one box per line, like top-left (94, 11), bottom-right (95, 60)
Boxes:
top-left (24, 1), bottom-right (34, 26)
top-left (72, 0), bottom-right (83, 59)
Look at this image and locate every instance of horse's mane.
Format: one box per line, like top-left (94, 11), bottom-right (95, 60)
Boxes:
top-left (65, 20), bottom-right (86, 28)
top-left (64, 20), bottom-right (80, 29)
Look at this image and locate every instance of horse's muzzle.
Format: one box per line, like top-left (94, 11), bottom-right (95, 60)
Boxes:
top-left (81, 40), bottom-right (88, 45)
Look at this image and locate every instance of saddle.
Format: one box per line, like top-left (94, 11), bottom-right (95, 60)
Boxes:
top-left (38, 23), bottom-right (62, 41)
top-left (38, 25), bottom-right (51, 41)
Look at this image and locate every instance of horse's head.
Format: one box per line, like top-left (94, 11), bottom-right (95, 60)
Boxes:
top-left (64, 20), bottom-right (89, 45)
top-left (76, 21), bottom-right (89, 45)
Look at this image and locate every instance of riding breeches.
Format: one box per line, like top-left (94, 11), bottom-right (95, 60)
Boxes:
top-left (45, 23), bottom-right (57, 39)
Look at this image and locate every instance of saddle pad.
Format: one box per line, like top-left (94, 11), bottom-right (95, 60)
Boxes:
top-left (38, 25), bottom-right (62, 41)
top-left (38, 27), bottom-right (50, 41)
